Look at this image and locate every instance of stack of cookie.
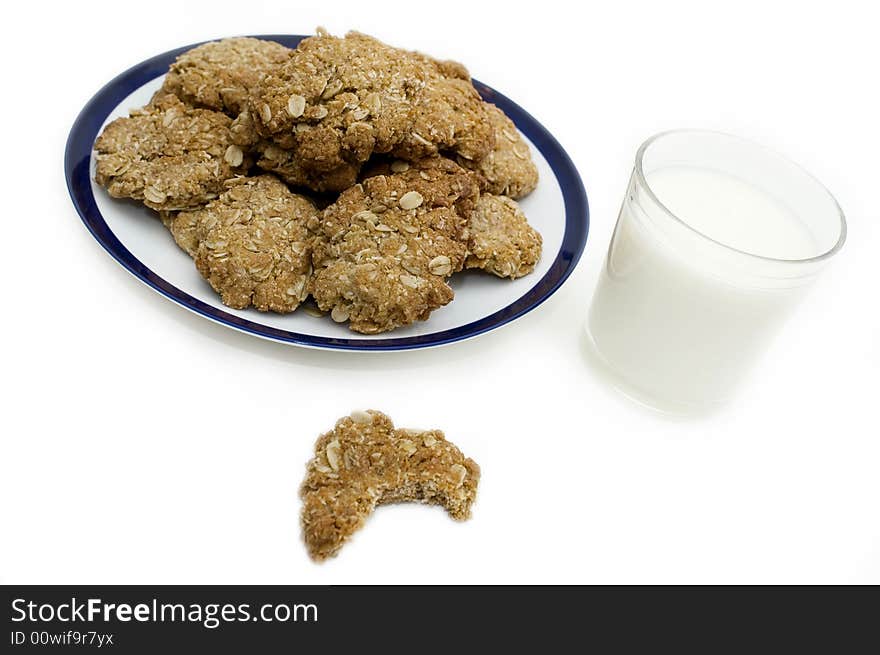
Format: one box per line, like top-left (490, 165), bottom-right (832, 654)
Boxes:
top-left (94, 30), bottom-right (542, 334)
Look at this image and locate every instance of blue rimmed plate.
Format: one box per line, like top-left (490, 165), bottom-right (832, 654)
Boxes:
top-left (65, 35), bottom-right (588, 351)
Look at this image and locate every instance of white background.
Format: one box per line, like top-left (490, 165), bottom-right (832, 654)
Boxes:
top-left (1, 0), bottom-right (877, 584)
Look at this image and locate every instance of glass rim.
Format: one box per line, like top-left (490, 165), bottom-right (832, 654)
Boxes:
top-left (634, 129), bottom-right (847, 265)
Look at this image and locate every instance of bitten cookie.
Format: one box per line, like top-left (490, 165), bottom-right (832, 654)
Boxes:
top-left (301, 410), bottom-right (480, 561)
top-left (466, 194), bottom-right (542, 279)
top-left (458, 104), bottom-right (539, 199)
top-left (311, 157), bottom-right (479, 333)
top-left (161, 37), bottom-right (293, 116)
top-left (167, 175), bottom-right (318, 312)
top-left (248, 30), bottom-right (495, 180)
top-left (94, 95), bottom-right (250, 211)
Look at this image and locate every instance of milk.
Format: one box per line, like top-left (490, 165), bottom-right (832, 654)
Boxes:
top-left (647, 167), bottom-right (818, 260)
top-left (587, 166), bottom-right (821, 411)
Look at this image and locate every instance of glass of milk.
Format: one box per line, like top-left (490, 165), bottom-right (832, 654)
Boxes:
top-left (586, 130), bottom-right (846, 412)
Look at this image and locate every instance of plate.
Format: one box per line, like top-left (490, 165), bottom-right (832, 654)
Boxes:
top-left (65, 35), bottom-right (589, 351)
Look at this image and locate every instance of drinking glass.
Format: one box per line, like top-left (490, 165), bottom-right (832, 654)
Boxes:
top-left (586, 130), bottom-right (846, 412)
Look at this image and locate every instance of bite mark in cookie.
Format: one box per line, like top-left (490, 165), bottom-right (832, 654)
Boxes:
top-left (167, 175), bottom-right (319, 312)
top-left (311, 157), bottom-right (479, 333)
top-left (94, 95), bottom-right (250, 211)
top-left (301, 409), bottom-right (480, 561)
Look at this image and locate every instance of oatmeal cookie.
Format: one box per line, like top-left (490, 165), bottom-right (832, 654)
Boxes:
top-left (254, 141), bottom-right (360, 193)
top-left (160, 210), bottom-right (199, 258)
top-left (458, 104), bottom-right (538, 198)
top-left (249, 30), bottom-right (494, 178)
top-left (227, 108), bottom-right (358, 193)
top-left (161, 37), bottom-right (293, 116)
top-left (168, 175), bottom-right (318, 312)
top-left (466, 194), bottom-right (542, 279)
top-left (301, 410), bottom-right (480, 561)
top-left (311, 157), bottom-right (479, 333)
top-left (94, 95), bottom-right (250, 211)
